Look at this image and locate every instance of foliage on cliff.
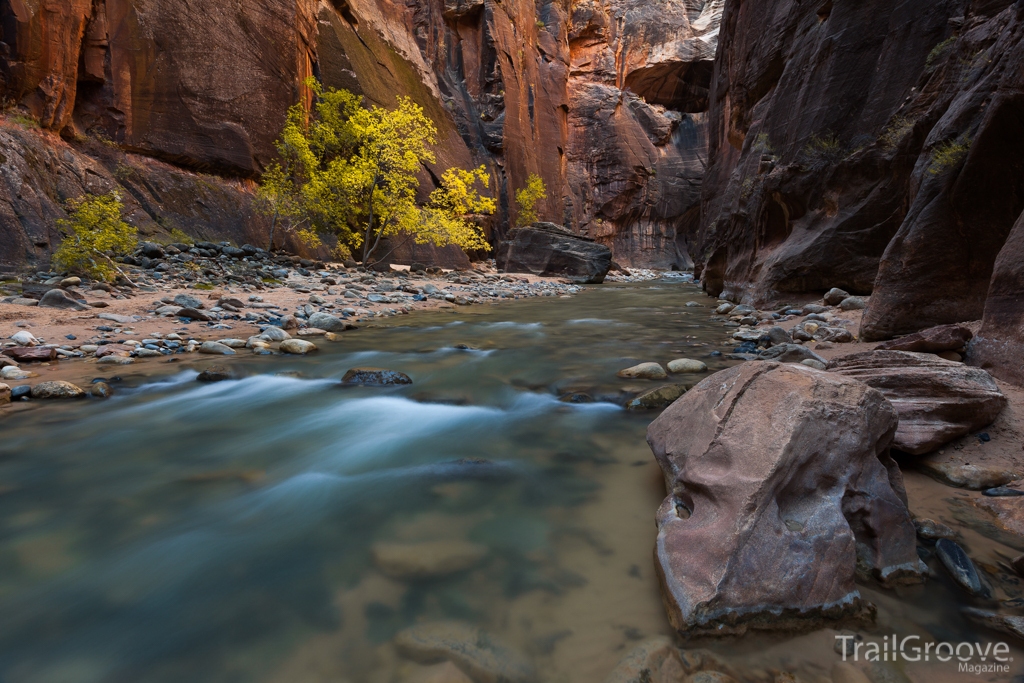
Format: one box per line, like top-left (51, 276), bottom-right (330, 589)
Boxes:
top-left (259, 81), bottom-right (493, 262)
top-left (52, 192), bottom-right (137, 281)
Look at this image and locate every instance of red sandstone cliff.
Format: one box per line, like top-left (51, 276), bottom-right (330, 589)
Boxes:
top-left (0, 0), bottom-right (721, 270)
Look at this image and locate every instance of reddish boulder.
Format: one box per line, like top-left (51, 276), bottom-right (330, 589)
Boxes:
top-left (828, 351), bottom-right (1006, 455)
top-left (874, 324), bottom-right (973, 353)
top-left (647, 362), bottom-right (923, 636)
top-left (2, 347), bottom-right (57, 362)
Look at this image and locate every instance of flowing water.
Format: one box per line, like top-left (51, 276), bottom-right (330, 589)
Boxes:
top-left (0, 278), bottom-right (1020, 683)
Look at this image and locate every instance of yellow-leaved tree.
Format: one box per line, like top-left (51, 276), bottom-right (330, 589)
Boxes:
top-left (515, 173), bottom-right (547, 227)
top-left (52, 191), bottom-right (138, 281)
top-left (259, 81), bottom-right (494, 263)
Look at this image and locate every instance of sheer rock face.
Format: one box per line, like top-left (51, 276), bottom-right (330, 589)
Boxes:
top-left (647, 362), bottom-right (924, 636)
top-left (693, 0), bottom-right (1024, 379)
top-left (0, 0), bottom-right (721, 271)
top-left (495, 222), bottom-right (612, 283)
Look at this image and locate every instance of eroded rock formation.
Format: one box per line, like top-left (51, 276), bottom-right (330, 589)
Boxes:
top-left (647, 362), bottom-right (924, 636)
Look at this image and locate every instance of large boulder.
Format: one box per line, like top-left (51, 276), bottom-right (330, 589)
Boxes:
top-left (647, 362), bottom-right (924, 636)
top-left (874, 324), bottom-right (973, 353)
top-left (495, 223), bottom-right (612, 284)
top-left (38, 289), bottom-right (90, 311)
top-left (827, 351), bottom-right (1007, 455)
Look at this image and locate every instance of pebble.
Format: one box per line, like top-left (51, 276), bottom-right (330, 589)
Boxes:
top-left (800, 359), bottom-right (827, 370)
top-left (10, 330), bottom-right (38, 346)
top-left (394, 622), bottom-right (535, 683)
top-left (0, 382), bottom-right (9, 404)
top-left (218, 339), bottom-right (247, 348)
top-left (715, 303), bottom-right (735, 314)
top-left (667, 359), bottom-right (707, 374)
top-left (199, 341), bottom-right (236, 355)
top-left (1, 366), bottom-right (36, 379)
top-left (279, 339), bottom-right (317, 355)
top-left (617, 362), bottom-right (668, 380)
top-left (372, 540), bottom-right (488, 579)
top-left (97, 356), bottom-right (135, 365)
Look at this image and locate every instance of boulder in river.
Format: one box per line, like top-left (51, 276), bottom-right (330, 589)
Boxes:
top-left (394, 621), bottom-right (536, 683)
top-left (827, 351), bottom-right (1006, 455)
top-left (647, 362), bottom-right (925, 636)
top-left (30, 381), bottom-right (85, 399)
top-left (199, 341), bottom-right (236, 355)
top-left (495, 222), bottom-right (612, 284)
top-left (667, 359), bottom-right (707, 374)
top-left (341, 367), bottom-right (413, 386)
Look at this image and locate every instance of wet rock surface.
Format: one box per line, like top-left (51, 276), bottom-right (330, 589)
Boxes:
top-left (647, 362), bottom-right (924, 636)
top-left (394, 622), bottom-right (536, 683)
top-left (827, 351), bottom-right (1007, 455)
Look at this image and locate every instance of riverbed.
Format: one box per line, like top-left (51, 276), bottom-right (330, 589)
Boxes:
top-left (0, 278), bottom-right (1020, 683)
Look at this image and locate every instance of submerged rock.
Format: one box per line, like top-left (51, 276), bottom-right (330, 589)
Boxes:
top-left (372, 540), bottom-right (488, 580)
top-left (827, 351), bottom-right (1006, 455)
top-left (935, 539), bottom-right (988, 597)
top-left (495, 222), bottom-right (612, 284)
top-left (394, 621), bottom-right (536, 683)
top-left (647, 362), bottom-right (924, 636)
top-left (197, 366), bottom-right (234, 382)
top-left (626, 384), bottom-right (688, 411)
top-left (341, 367), bottom-right (413, 386)
top-left (602, 637), bottom-right (685, 683)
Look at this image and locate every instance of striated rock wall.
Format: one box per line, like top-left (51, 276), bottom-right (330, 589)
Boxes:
top-left (0, 0), bottom-right (722, 271)
top-left (695, 0), bottom-right (1024, 382)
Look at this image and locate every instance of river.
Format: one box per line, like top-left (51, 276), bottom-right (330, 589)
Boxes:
top-left (0, 277), bottom-right (1019, 683)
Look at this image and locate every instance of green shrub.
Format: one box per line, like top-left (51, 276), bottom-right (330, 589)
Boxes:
top-left (929, 136), bottom-right (971, 175)
top-left (879, 115), bottom-right (915, 151)
top-left (926, 37), bottom-right (956, 71)
top-left (52, 192), bottom-right (137, 281)
top-left (800, 133), bottom-right (844, 168)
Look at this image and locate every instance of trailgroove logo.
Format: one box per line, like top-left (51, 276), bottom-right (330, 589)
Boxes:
top-left (835, 635), bottom-right (1013, 674)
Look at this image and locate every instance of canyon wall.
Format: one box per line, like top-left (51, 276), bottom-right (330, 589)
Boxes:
top-left (693, 0), bottom-right (1024, 383)
top-left (0, 0), bottom-right (723, 271)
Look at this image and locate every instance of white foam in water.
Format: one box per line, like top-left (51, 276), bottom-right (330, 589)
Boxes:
top-left (478, 321), bottom-right (543, 330)
top-left (115, 374), bottom-right (335, 419)
top-left (295, 396), bottom-right (506, 472)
